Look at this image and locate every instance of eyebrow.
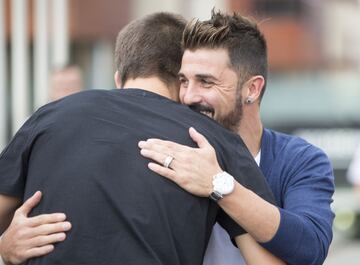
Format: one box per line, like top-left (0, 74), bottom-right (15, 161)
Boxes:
top-left (178, 72), bottom-right (218, 82)
top-left (178, 73), bottom-right (186, 78)
top-left (195, 74), bottom-right (217, 81)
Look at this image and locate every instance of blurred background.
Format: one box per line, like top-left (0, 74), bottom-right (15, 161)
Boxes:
top-left (0, 0), bottom-right (359, 263)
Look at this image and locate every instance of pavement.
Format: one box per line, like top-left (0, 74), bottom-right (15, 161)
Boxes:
top-left (324, 187), bottom-right (360, 265)
top-left (324, 233), bottom-right (360, 265)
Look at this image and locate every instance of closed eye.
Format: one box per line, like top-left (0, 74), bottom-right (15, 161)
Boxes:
top-left (179, 77), bottom-right (189, 87)
top-left (200, 78), bottom-right (214, 88)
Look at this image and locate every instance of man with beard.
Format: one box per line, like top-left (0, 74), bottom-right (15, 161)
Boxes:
top-left (0, 12), bottom-right (279, 265)
top-left (139, 10), bottom-right (335, 265)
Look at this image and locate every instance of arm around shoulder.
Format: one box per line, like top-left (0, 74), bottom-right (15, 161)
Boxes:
top-left (218, 181), bottom-right (281, 243)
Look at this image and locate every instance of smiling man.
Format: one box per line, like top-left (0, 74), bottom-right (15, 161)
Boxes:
top-left (139, 10), bottom-right (335, 265)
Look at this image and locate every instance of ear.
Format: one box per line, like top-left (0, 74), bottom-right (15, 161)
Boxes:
top-left (114, 71), bottom-right (121, 88)
top-left (244, 75), bottom-right (265, 103)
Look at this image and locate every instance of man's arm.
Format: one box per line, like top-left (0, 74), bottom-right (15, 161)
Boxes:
top-left (218, 181), bottom-right (280, 242)
top-left (139, 127), bottom-right (279, 242)
top-left (235, 234), bottom-right (285, 265)
top-left (139, 127), bottom-right (334, 265)
top-left (0, 192), bottom-right (71, 265)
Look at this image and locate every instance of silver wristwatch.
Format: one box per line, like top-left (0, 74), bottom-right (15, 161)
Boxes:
top-left (209, 171), bottom-right (235, 202)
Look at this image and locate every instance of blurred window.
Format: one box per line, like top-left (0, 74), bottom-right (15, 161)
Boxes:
top-left (255, 0), bottom-right (304, 16)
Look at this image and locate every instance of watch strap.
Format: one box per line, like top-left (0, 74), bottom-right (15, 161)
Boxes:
top-left (209, 190), bottom-right (223, 202)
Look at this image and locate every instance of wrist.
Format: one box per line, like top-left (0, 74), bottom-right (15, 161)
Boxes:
top-left (209, 171), bottom-right (235, 202)
top-left (0, 236), bottom-right (11, 265)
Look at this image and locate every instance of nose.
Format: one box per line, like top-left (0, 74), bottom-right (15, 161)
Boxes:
top-left (180, 83), bottom-right (202, 105)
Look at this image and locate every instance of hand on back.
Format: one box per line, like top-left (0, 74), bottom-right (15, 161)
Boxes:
top-left (0, 191), bottom-right (71, 265)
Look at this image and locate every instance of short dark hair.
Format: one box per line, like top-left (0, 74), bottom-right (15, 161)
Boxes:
top-left (115, 12), bottom-right (186, 87)
top-left (182, 10), bottom-right (268, 100)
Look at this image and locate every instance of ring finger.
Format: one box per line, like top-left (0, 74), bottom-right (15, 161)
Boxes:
top-left (140, 149), bottom-right (177, 169)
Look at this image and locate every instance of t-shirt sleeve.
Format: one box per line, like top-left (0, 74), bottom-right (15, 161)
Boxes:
top-left (0, 114), bottom-right (39, 198)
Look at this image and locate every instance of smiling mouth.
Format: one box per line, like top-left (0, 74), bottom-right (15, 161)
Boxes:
top-left (200, 110), bottom-right (214, 119)
top-left (189, 104), bottom-right (215, 119)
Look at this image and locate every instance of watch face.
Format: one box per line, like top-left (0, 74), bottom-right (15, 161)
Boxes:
top-left (212, 172), bottom-right (234, 195)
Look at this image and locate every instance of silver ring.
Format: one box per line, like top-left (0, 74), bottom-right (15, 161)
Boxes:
top-left (163, 156), bottom-right (174, 168)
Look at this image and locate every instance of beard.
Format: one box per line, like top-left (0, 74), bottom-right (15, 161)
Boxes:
top-left (216, 92), bottom-right (243, 132)
top-left (188, 92), bottom-right (243, 132)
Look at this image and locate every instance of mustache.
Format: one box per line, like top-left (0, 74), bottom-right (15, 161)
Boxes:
top-left (189, 104), bottom-right (215, 115)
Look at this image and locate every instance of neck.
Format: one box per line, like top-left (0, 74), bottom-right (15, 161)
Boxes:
top-left (122, 77), bottom-right (179, 101)
top-left (237, 105), bottom-right (263, 157)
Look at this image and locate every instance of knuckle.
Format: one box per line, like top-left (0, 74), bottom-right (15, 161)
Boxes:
top-left (146, 139), bottom-right (155, 146)
top-left (42, 245), bottom-right (55, 254)
top-left (38, 215), bottom-right (47, 223)
top-left (37, 247), bottom-right (48, 255)
top-left (158, 167), bottom-right (166, 175)
top-left (34, 236), bottom-right (45, 246)
top-left (34, 215), bottom-right (49, 225)
top-left (56, 222), bottom-right (66, 231)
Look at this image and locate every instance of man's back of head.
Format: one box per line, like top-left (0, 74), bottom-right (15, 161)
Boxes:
top-left (114, 13), bottom-right (186, 95)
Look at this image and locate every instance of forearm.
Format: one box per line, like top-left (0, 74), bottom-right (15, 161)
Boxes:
top-left (236, 234), bottom-right (285, 265)
top-left (218, 181), bottom-right (280, 242)
top-left (219, 181), bottom-right (333, 265)
top-left (0, 235), bottom-right (10, 265)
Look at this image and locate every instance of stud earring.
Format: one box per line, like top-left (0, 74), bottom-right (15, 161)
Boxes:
top-left (245, 97), bottom-right (253, 104)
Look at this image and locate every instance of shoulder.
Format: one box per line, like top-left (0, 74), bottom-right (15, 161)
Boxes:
top-left (38, 89), bottom-right (113, 115)
top-left (23, 90), bottom-right (113, 133)
top-left (53, 89), bottom-right (112, 106)
top-left (264, 128), bottom-right (333, 183)
top-left (265, 128), bottom-right (329, 163)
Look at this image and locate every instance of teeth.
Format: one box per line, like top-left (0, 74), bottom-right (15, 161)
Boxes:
top-left (200, 111), bottom-right (213, 118)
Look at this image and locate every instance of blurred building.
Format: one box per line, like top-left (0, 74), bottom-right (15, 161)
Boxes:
top-left (227, 0), bottom-right (360, 186)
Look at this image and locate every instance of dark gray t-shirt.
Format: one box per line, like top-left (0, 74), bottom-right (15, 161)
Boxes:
top-left (0, 88), bottom-right (274, 265)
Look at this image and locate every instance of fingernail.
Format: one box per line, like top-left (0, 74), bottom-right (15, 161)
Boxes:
top-left (47, 245), bottom-right (55, 251)
top-left (57, 213), bottom-right (66, 220)
top-left (138, 141), bottom-right (145, 148)
top-left (63, 222), bottom-right (72, 230)
top-left (148, 162), bottom-right (156, 170)
top-left (59, 233), bottom-right (66, 240)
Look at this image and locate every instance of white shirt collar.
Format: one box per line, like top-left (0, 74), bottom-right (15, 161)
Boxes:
top-left (254, 150), bottom-right (261, 166)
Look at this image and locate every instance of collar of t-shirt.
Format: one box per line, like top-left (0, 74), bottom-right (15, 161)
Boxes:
top-left (254, 150), bottom-right (261, 166)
